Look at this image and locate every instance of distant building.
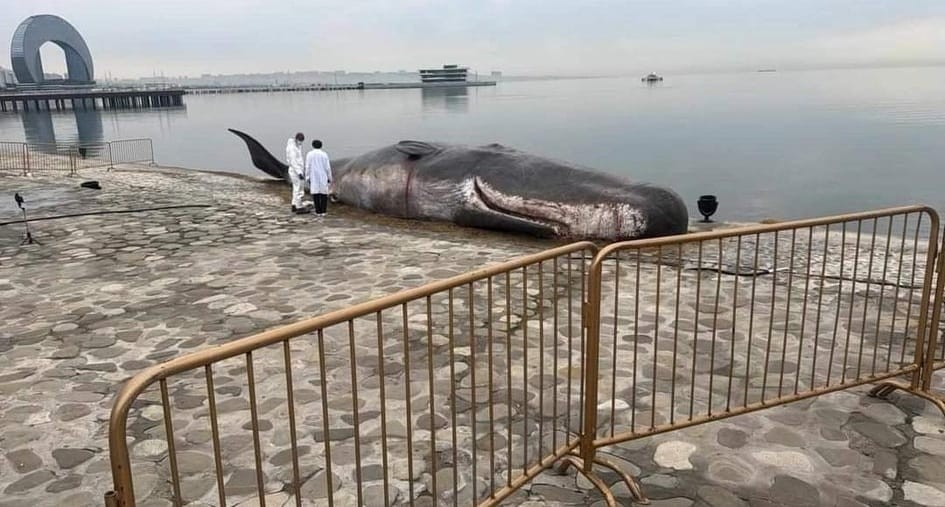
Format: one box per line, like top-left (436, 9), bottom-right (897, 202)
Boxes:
top-left (11, 15), bottom-right (94, 88)
top-left (490, 71), bottom-right (503, 81)
top-left (419, 64), bottom-right (468, 83)
top-left (140, 77), bottom-right (168, 85)
top-left (0, 66), bottom-right (16, 88)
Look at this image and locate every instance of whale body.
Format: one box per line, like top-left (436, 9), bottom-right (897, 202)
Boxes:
top-left (230, 129), bottom-right (689, 240)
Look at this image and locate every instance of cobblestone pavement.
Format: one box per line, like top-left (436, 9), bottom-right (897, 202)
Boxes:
top-left (1, 166), bottom-right (945, 506)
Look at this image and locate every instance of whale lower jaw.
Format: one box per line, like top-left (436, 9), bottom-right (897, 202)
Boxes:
top-left (464, 177), bottom-right (647, 240)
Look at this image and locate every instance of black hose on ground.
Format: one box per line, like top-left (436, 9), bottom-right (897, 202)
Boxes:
top-left (0, 204), bottom-right (212, 227)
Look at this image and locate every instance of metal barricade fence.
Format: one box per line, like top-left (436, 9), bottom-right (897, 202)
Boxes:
top-left (23, 142), bottom-right (81, 175)
top-left (108, 138), bottom-right (155, 166)
top-left (0, 138), bottom-right (154, 174)
top-left (891, 222), bottom-right (945, 413)
top-left (925, 276), bottom-right (945, 388)
top-left (0, 141), bottom-right (28, 174)
top-left (579, 206), bottom-right (941, 500)
top-left (103, 206), bottom-right (945, 506)
top-left (104, 243), bottom-right (597, 507)
top-left (72, 141), bottom-right (112, 170)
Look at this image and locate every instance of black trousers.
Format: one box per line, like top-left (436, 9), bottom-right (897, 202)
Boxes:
top-left (313, 193), bottom-right (329, 214)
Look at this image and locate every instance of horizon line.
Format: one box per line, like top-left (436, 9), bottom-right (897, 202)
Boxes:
top-left (94, 60), bottom-right (945, 82)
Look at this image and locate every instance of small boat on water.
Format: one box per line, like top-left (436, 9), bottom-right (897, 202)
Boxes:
top-left (642, 73), bottom-right (663, 82)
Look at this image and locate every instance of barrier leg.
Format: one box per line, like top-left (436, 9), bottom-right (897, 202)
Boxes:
top-left (593, 455), bottom-right (649, 504)
top-left (871, 227), bottom-right (945, 418)
top-left (869, 379), bottom-right (945, 417)
top-left (556, 453), bottom-right (649, 505)
top-left (558, 455), bottom-right (618, 507)
top-left (103, 491), bottom-right (119, 507)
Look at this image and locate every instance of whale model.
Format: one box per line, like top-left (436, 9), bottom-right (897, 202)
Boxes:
top-left (229, 129), bottom-right (688, 240)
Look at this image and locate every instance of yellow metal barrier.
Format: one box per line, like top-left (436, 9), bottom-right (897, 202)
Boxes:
top-left (104, 205), bottom-right (945, 506)
top-left (580, 205), bottom-right (942, 503)
top-left (876, 219), bottom-right (945, 413)
top-left (104, 242), bottom-right (598, 506)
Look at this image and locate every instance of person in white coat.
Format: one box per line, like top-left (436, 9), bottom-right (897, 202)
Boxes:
top-left (305, 139), bottom-right (332, 217)
top-left (285, 132), bottom-right (306, 213)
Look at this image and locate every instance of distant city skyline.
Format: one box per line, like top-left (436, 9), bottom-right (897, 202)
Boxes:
top-left (3, 1), bottom-right (944, 80)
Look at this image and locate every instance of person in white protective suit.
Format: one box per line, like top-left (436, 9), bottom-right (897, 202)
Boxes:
top-left (305, 139), bottom-right (332, 218)
top-left (285, 132), bottom-right (307, 213)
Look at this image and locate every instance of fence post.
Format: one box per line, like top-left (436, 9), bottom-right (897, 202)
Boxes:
top-left (908, 211), bottom-right (940, 391)
top-left (69, 146), bottom-right (77, 176)
top-left (921, 219), bottom-right (945, 391)
top-left (107, 141), bottom-right (114, 171)
top-left (22, 143), bottom-right (29, 176)
top-left (148, 139), bottom-right (155, 165)
top-left (579, 252), bottom-right (605, 471)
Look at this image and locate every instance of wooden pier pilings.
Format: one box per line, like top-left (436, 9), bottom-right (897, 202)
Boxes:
top-left (0, 89), bottom-right (185, 112)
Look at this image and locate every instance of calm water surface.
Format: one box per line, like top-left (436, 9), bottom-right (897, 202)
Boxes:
top-left (2, 66), bottom-right (944, 221)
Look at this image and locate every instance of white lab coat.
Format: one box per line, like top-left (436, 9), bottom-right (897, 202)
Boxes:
top-left (305, 149), bottom-right (332, 194)
top-left (285, 138), bottom-right (305, 208)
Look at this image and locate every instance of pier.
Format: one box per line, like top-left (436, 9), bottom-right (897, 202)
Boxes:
top-left (0, 88), bottom-right (185, 112)
top-left (186, 80), bottom-right (496, 95)
top-left (0, 81), bottom-right (498, 110)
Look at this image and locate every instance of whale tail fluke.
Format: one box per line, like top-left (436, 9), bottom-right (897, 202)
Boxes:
top-left (228, 128), bottom-right (290, 181)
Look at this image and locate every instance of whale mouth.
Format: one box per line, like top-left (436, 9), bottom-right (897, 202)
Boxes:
top-left (469, 177), bottom-right (647, 240)
top-left (472, 177), bottom-right (568, 234)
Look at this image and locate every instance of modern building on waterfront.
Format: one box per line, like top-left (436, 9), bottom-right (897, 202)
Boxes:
top-left (1, 14), bottom-right (184, 112)
top-left (10, 14), bottom-right (95, 88)
top-left (419, 64), bottom-right (469, 83)
top-left (0, 67), bottom-right (15, 89)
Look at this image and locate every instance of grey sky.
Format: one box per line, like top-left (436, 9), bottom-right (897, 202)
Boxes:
top-left (4, 0), bottom-right (945, 78)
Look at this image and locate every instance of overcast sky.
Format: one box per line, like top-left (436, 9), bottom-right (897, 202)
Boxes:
top-left (4, 0), bottom-right (945, 79)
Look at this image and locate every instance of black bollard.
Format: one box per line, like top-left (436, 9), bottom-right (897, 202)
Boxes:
top-left (698, 195), bottom-right (718, 223)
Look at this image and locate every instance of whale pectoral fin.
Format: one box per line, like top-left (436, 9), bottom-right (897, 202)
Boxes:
top-left (454, 208), bottom-right (557, 238)
top-left (395, 140), bottom-right (439, 158)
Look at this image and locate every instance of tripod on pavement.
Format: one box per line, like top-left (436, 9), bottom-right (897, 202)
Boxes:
top-left (14, 193), bottom-right (40, 246)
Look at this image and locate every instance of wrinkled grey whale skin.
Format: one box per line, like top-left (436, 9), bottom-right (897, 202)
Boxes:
top-left (230, 130), bottom-right (688, 240)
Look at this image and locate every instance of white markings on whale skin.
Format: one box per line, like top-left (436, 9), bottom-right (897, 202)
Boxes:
top-left (470, 177), bottom-right (647, 240)
top-left (335, 163), bottom-right (410, 214)
top-left (337, 166), bottom-right (648, 239)
top-left (336, 163), bottom-right (465, 220)
top-left (412, 178), bottom-right (467, 220)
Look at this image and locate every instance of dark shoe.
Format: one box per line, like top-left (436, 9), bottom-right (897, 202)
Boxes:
top-left (291, 205), bottom-right (298, 213)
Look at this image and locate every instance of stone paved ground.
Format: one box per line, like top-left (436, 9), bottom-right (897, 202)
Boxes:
top-left (2, 165), bottom-right (945, 506)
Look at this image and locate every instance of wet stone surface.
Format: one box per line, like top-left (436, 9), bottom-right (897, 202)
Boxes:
top-left (2, 166), bottom-right (945, 506)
